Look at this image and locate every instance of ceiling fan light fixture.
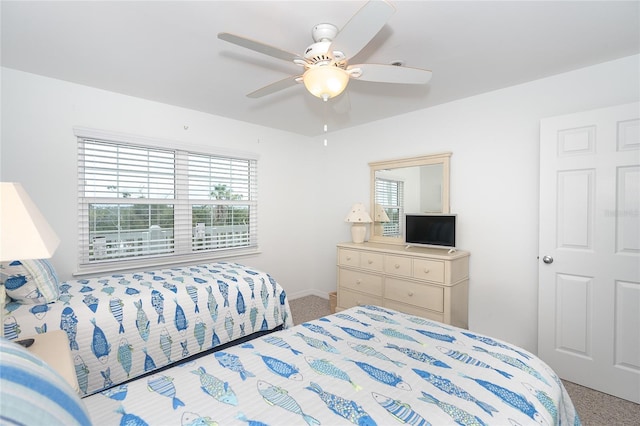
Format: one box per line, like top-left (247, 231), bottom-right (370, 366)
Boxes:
top-left (303, 66), bottom-right (349, 101)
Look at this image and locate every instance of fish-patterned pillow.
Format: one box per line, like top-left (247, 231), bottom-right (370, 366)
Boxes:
top-left (0, 337), bottom-right (92, 425)
top-left (0, 259), bottom-right (60, 304)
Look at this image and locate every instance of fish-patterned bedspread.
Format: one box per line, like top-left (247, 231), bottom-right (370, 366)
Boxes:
top-left (4, 262), bottom-right (293, 396)
top-left (84, 305), bottom-right (581, 426)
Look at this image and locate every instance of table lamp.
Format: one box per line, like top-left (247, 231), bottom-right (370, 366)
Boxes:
top-left (0, 182), bottom-right (60, 337)
top-left (373, 203), bottom-right (390, 236)
top-left (344, 203), bottom-right (372, 244)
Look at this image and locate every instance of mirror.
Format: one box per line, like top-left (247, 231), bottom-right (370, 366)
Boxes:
top-left (369, 152), bottom-right (451, 244)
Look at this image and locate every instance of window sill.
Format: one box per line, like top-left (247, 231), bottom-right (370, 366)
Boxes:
top-left (72, 248), bottom-right (261, 278)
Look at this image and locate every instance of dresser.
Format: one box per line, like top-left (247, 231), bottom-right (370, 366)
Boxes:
top-left (336, 242), bottom-right (470, 328)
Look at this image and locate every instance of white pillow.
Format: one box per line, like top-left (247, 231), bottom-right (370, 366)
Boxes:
top-left (0, 259), bottom-right (60, 304)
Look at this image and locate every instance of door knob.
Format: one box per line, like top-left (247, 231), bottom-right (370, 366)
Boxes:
top-left (542, 255), bottom-right (554, 264)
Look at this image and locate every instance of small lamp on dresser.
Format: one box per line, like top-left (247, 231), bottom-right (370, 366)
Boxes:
top-left (373, 203), bottom-right (390, 236)
top-left (0, 182), bottom-right (60, 337)
top-left (344, 202), bottom-right (372, 244)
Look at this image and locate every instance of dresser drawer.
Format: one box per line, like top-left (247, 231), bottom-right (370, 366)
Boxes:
top-left (384, 255), bottom-right (412, 277)
top-left (384, 278), bottom-right (444, 312)
top-left (338, 249), bottom-right (360, 267)
top-left (339, 289), bottom-right (383, 309)
top-left (360, 251), bottom-right (384, 272)
top-left (413, 259), bottom-right (445, 283)
top-left (338, 268), bottom-right (383, 296)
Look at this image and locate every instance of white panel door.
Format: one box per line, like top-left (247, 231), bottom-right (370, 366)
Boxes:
top-left (538, 102), bottom-right (640, 403)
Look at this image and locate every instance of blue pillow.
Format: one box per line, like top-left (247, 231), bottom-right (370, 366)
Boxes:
top-left (0, 259), bottom-right (60, 304)
top-left (0, 337), bottom-right (92, 425)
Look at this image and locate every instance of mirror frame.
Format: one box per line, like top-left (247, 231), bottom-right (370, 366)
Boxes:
top-left (369, 152), bottom-right (451, 245)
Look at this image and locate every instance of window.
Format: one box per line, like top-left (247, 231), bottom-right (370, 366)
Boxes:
top-left (77, 131), bottom-right (257, 269)
top-left (375, 177), bottom-right (404, 236)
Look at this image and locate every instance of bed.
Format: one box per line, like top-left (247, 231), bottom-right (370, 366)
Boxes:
top-left (83, 305), bottom-right (581, 425)
top-left (4, 261), bottom-right (293, 396)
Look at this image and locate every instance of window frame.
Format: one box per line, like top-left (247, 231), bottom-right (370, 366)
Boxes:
top-left (74, 127), bottom-right (259, 276)
top-left (374, 176), bottom-right (404, 237)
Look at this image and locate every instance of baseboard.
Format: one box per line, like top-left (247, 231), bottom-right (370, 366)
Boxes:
top-left (287, 288), bottom-right (330, 301)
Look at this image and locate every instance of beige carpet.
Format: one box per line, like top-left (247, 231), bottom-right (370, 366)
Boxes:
top-left (288, 295), bottom-right (640, 425)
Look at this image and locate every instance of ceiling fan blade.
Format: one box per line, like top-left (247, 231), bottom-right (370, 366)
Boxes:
top-left (349, 63), bottom-right (432, 85)
top-left (247, 75), bottom-right (302, 98)
top-left (218, 32), bottom-right (303, 63)
top-left (330, 0), bottom-right (395, 59)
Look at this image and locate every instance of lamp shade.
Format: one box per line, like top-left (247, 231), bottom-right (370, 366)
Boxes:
top-left (374, 204), bottom-right (390, 222)
top-left (0, 182), bottom-right (60, 261)
top-left (344, 203), bottom-right (372, 223)
top-left (303, 66), bottom-right (349, 100)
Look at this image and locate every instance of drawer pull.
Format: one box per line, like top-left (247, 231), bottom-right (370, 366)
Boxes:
top-left (356, 279), bottom-right (362, 285)
top-left (394, 264), bottom-right (400, 269)
top-left (346, 256), bottom-right (352, 261)
top-left (368, 259), bottom-right (373, 264)
top-left (408, 291), bottom-right (414, 297)
top-left (423, 268), bottom-right (430, 274)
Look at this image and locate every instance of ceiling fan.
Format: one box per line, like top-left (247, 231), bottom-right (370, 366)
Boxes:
top-left (218, 0), bottom-right (432, 102)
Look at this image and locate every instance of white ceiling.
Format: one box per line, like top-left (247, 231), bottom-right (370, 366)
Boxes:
top-left (2, 1), bottom-right (638, 137)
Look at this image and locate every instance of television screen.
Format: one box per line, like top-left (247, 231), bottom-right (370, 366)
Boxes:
top-left (405, 214), bottom-right (456, 248)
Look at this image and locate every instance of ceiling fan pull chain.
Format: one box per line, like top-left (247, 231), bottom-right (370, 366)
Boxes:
top-left (323, 102), bottom-right (329, 147)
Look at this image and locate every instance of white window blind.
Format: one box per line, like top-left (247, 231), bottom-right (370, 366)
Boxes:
top-left (375, 177), bottom-right (404, 236)
top-left (188, 153), bottom-right (257, 252)
top-left (78, 136), bottom-right (258, 268)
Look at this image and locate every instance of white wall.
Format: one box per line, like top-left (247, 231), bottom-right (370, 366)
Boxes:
top-left (313, 54), bottom-right (639, 353)
top-left (0, 68), bottom-right (325, 299)
top-left (2, 55), bottom-right (638, 354)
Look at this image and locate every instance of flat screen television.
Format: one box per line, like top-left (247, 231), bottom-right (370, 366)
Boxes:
top-left (405, 213), bottom-right (456, 249)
